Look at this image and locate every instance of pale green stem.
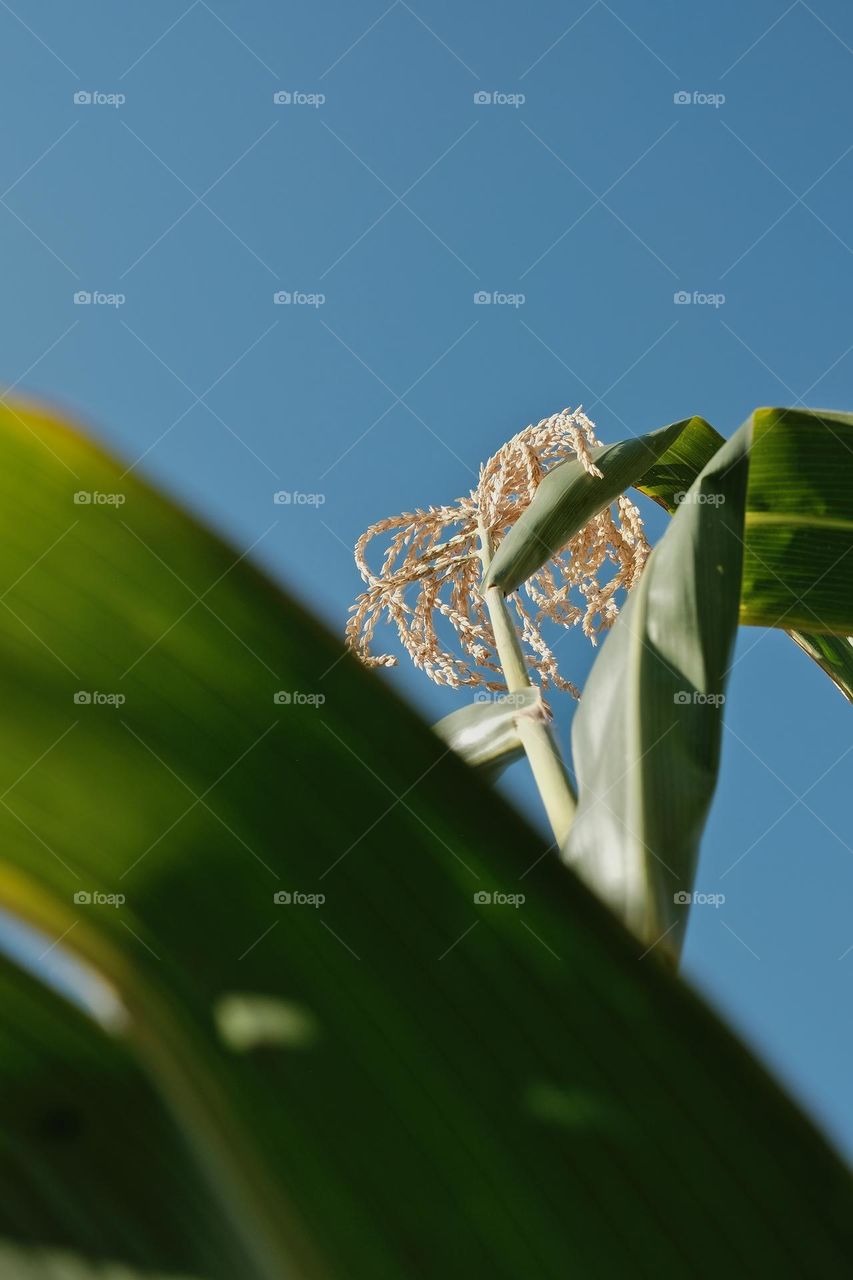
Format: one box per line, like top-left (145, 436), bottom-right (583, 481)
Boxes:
top-left (477, 519), bottom-right (577, 847)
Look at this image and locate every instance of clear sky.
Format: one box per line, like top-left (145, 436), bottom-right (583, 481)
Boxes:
top-left (2, 0), bottom-right (852, 1156)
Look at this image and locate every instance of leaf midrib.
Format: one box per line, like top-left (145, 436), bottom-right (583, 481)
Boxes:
top-left (745, 511), bottom-right (853, 532)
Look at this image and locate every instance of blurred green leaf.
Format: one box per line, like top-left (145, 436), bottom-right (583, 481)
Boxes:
top-left (0, 941), bottom-right (234, 1278)
top-left (0, 1241), bottom-right (199, 1279)
top-left (0, 401), bottom-right (850, 1277)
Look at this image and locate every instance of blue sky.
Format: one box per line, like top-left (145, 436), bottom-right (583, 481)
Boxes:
top-left (2, 0), bottom-right (853, 1155)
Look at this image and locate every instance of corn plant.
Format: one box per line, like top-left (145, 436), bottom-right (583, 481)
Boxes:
top-left (0, 399), bottom-right (850, 1278)
top-left (350, 404), bottom-right (853, 960)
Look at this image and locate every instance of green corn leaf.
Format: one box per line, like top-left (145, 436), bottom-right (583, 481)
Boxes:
top-left (484, 416), bottom-right (719, 593)
top-left (738, 408), bottom-right (853, 633)
top-left (641, 413), bottom-right (853, 701)
top-left (487, 409), bottom-right (853, 701)
top-left (432, 690), bottom-right (541, 779)
top-left (633, 416), bottom-right (725, 512)
top-left (788, 631), bottom-right (853, 701)
top-left (565, 408), bottom-right (853, 959)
